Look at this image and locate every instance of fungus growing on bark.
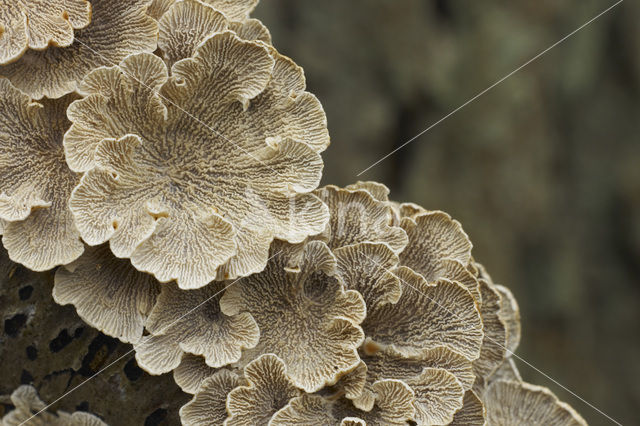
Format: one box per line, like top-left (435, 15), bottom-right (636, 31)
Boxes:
top-left (220, 241), bottom-right (366, 392)
top-left (0, 79), bottom-right (83, 271)
top-left (485, 380), bottom-right (587, 425)
top-left (0, 0), bottom-right (157, 99)
top-left (133, 281), bottom-right (259, 374)
top-left (65, 31), bottom-right (329, 288)
top-left (52, 244), bottom-right (161, 344)
top-left (0, 0), bottom-right (92, 65)
top-left (1, 385), bottom-right (105, 425)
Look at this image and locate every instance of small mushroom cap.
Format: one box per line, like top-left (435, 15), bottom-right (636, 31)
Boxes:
top-left (66, 31), bottom-right (329, 287)
top-left (355, 345), bottom-right (470, 423)
top-left (409, 367), bottom-right (465, 425)
top-left (334, 242), bottom-right (402, 309)
top-left (220, 240), bottom-right (366, 393)
top-left (1, 385), bottom-right (106, 426)
top-left (0, 79), bottom-right (84, 270)
top-left (226, 354), bottom-right (302, 426)
top-left (472, 280), bottom-right (508, 393)
top-left (315, 185), bottom-right (408, 253)
top-left (52, 244), bottom-right (161, 344)
top-left (449, 390), bottom-right (486, 426)
top-left (270, 379), bottom-right (415, 426)
top-left (495, 284), bottom-right (521, 355)
top-left (344, 181), bottom-right (390, 202)
top-left (133, 281), bottom-right (259, 374)
top-left (179, 369), bottom-right (245, 426)
top-left (202, 0), bottom-right (259, 21)
top-left (398, 210), bottom-right (473, 282)
top-left (158, 0), bottom-right (271, 70)
top-left (158, 0), bottom-right (228, 68)
top-left (363, 266), bottom-right (483, 361)
top-left (0, 0), bottom-right (158, 99)
top-left (173, 354), bottom-right (220, 394)
top-left (485, 380), bottom-right (587, 426)
top-left (229, 18), bottom-right (271, 43)
top-left (0, 0), bottom-right (92, 65)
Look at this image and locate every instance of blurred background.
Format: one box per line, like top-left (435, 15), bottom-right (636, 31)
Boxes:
top-left (254, 1), bottom-right (639, 424)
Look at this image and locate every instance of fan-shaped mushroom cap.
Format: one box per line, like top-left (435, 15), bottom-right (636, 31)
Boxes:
top-left (484, 381), bottom-right (587, 426)
top-left (334, 242), bottom-right (402, 308)
top-left (398, 211), bottom-right (473, 281)
top-left (270, 380), bottom-right (415, 426)
top-left (472, 280), bottom-right (507, 392)
top-left (320, 360), bottom-right (368, 402)
top-left (173, 354), bottom-right (220, 394)
top-left (157, 0), bottom-right (270, 69)
top-left (1, 385), bottom-right (106, 426)
top-left (363, 266), bottom-right (483, 361)
top-left (450, 390), bottom-right (486, 426)
top-left (0, 0), bottom-right (92, 65)
top-left (389, 201), bottom-right (427, 225)
top-left (344, 181), bottom-right (390, 202)
top-left (52, 244), bottom-right (161, 344)
top-left (0, 79), bottom-right (83, 270)
top-left (0, 0), bottom-right (157, 99)
top-left (158, 0), bottom-right (228, 68)
top-left (226, 354), bottom-right (302, 425)
top-left (66, 32), bottom-right (329, 288)
top-left (220, 240), bottom-right (366, 393)
top-left (495, 284), bottom-right (521, 355)
top-left (134, 280), bottom-right (259, 374)
top-left (202, 0), bottom-right (259, 21)
top-left (355, 345), bottom-right (469, 424)
top-left (180, 369), bottom-right (245, 426)
top-left (315, 185), bottom-right (408, 253)
top-left (229, 19), bottom-right (271, 44)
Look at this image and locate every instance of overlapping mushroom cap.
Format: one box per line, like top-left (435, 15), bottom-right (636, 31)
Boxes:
top-left (0, 0), bottom-right (92, 65)
top-left (0, 79), bottom-right (83, 270)
top-left (270, 380), bottom-right (415, 426)
top-left (1, 385), bottom-right (106, 426)
top-left (52, 244), bottom-right (161, 344)
top-left (157, 0), bottom-right (270, 70)
top-left (134, 280), bottom-right (259, 374)
top-left (65, 29), bottom-right (329, 288)
top-left (0, 0), bottom-right (158, 99)
top-left (485, 380), bottom-right (587, 425)
top-left (220, 240), bottom-right (366, 392)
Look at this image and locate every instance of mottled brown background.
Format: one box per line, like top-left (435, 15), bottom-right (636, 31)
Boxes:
top-left (254, 1), bottom-right (639, 425)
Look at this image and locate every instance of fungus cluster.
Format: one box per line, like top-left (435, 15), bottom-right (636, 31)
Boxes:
top-left (1, 0), bottom-right (587, 424)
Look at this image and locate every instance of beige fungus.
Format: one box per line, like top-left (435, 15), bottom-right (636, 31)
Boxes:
top-left (65, 32), bottom-right (330, 288)
top-left (0, 0), bottom-right (92, 65)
